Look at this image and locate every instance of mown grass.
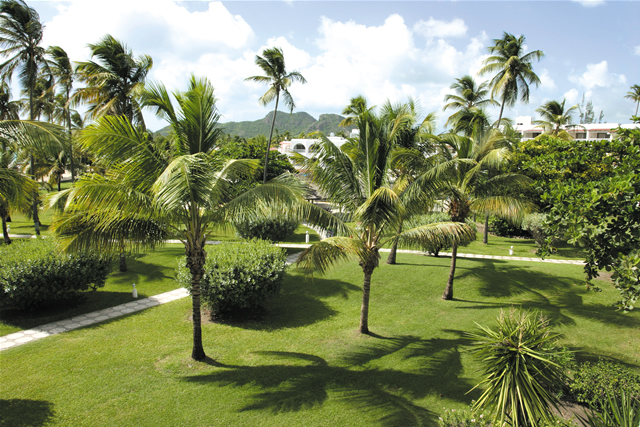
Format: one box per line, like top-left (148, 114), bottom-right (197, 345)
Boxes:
top-left (1, 253), bottom-right (638, 426)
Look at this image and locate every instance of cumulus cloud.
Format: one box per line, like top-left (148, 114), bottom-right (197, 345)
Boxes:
top-left (569, 61), bottom-right (627, 90)
top-left (413, 17), bottom-right (467, 39)
top-left (563, 89), bottom-right (580, 105)
top-left (539, 69), bottom-right (557, 91)
top-left (571, 0), bottom-right (606, 7)
top-left (634, 46), bottom-right (640, 56)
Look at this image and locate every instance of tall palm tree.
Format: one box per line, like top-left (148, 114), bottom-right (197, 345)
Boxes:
top-left (50, 76), bottom-right (335, 361)
top-left (0, 0), bottom-right (48, 235)
top-left (295, 100), bottom-right (474, 334)
top-left (533, 99), bottom-right (579, 136)
top-left (74, 34), bottom-right (152, 129)
top-left (0, 81), bottom-right (18, 120)
top-left (479, 32), bottom-right (544, 126)
top-left (339, 94), bottom-right (373, 128)
top-left (47, 46), bottom-right (77, 182)
top-left (245, 47), bottom-right (306, 183)
top-left (625, 84), bottom-right (640, 117)
top-left (427, 129), bottom-right (533, 300)
top-left (443, 75), bottom-right (499, 132)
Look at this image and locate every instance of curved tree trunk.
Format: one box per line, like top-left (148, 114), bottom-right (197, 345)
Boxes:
top-left (497, 96), bottom-right (506, 128)
top-left (186, 243), bottom-right (207, 361)
top-left (483, 213), bottom-right (489, 244)
top-left (442, 242), bottom-right (458, 300)
top-left (386, 225), bottom-right (402, 265)
top-left (359, 265), bottom-right (375, 334)
top-left (263, 92), bottom-right (280, 184)
top-left (119, 241), bottom-right (127, 272)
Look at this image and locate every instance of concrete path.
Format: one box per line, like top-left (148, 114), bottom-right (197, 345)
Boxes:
top-left (1, 244), bottom-right (582, 351)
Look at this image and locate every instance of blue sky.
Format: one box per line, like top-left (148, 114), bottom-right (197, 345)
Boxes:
top-left (28, 0), bottom-right (640, 132)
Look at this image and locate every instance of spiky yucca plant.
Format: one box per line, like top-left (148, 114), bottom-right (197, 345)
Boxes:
top-left (467, 309), bottom-right (567, 427)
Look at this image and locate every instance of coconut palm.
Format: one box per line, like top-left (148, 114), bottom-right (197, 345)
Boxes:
top-left (74, 34), bottom-right (152, 128)
top-left (624, 84), bottom-right (640, 117)
top-left (295, 101), bottom-right (474, 334)
top-left (533, 99), bottom-right (580, 137)
top-left (245, 47), bottom-right (306, 183)
top-left (0, 0), bottom-right (48, 234)
top-left (0, 82), bottom-right (18, 120)
top-left (339, 94), bottom-right (374, 128)
top-left (443, 75), bottom-right (499, 132)
top-left (427, 128), bottom-right (533, 300)
top-left (479, 32), bottom-right (544, 126)
top-left (51, 76), bottom-right (336, 360)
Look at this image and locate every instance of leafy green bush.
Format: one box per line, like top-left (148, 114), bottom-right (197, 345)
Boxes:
top-left (488, 216), bottom-right (530, 238)
top-left (406, 213), bottom-right (477, 256)
top-left (233, 216), bottom-right (299, 242)
top-left (522, 213), bottom-right (552, 246)
top-left (177, 239), bottom-right (286, 315)
top-left (0, 238), bottom-right (113, 310)
top-left (569, 360), bottom-right (640, 409)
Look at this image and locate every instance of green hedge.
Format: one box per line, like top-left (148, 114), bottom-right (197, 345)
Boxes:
top-left (0, 238), bottom-right (113, 310)
top-left (568, 360), bottom-right (640, 409)
top-left (233, 216), bottom-right (299, 242)
top-left (177, 239), bottom-right (286, 315)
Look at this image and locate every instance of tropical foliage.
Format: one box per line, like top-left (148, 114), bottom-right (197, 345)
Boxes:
top-left (533, 98), bottom-right (579, 137)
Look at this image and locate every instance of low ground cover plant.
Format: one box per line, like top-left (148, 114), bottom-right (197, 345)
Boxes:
top-left (568, 360), bottom-right (640, 410)
top-left (0, 238), bottom-right (112, 310)
top-left (177, 239), bottom-right (286, 316)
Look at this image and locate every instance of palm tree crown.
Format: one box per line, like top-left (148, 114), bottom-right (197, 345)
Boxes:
top-left (478, 32), bottom-right (544, 125)
top-left (625, 84), bottom-right (640, 116)
top-left (533, 99), bottom-right (579, 136)
top-left (74, 34), bottom-right (152, 128)
top-left (246, 47), bottom-right (306, 183)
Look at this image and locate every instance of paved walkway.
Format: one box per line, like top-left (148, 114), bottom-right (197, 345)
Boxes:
top-left (1, 244), bottom-right (582, 351)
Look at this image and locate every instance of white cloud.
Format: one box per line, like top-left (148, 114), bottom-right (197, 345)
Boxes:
top-left (569, 61), bottom-right (627, 90)
top-left (413, 17), bottom-right (467, 39)
top-left (634, 46), bottom-right (640, 56)
top-left (539, 69), bottom-right (557, 91)
top-left (563, 88), bottom-right (580, 105)
top-left (571, 0), bottom-right (606, 7)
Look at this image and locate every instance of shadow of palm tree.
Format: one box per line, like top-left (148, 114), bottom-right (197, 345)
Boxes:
top-left (0, 399), bottom-right (55, 426)
top-left (181, 335), bottom-right (478, 426)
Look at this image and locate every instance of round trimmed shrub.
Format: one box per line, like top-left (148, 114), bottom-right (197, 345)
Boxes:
top-left (0, 238), bottom-right (113, 310)
top-left (177, 239), bottom-right (286, 315)
top-left (233, 216), bottom-right (299, 242)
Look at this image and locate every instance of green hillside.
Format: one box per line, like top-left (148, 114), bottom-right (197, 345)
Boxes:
top-left (154, 111), bottom-right (347, 139)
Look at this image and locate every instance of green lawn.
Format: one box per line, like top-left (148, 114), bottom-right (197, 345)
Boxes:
top-left (1, 253), bottom-right (638, 426)
top-left (456, 232), bottom-right (586, 260)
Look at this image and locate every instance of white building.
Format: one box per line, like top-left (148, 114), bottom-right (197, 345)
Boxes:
top-left (514, 116), bottom-right (639, 141)
top-left (278, 130), bottom-right (359, 157)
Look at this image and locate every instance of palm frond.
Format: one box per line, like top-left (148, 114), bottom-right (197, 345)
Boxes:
top-left (296, 236), bottom-right (366, 275)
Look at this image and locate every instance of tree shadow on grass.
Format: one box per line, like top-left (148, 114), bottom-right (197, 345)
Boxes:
top-left (452, 259), bottom-right (640, 329)
top-left (107, 255), bottom-right (178, 287)
top-left (224, 276), bottom-right (360, 331)
top-left (0, 399), bottom-right (54, 426)
top-left (182, 334), bottom-right (478, 426)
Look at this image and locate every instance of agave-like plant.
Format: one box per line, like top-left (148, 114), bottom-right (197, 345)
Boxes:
top-left (580, 392), bottom-right (640, 427)
top-left (467, 308), bottom-right (568, 427)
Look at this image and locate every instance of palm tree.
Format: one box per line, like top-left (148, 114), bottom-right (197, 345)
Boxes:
top-left (0, 82), bottom-right (18, 120)
top-left (533, 99), bottom-right (579, 137)
top-left (245, 47), bottom-right (306, 183)
top-left (339, 94), bottom-right (373, 128)
top-left (625, 84), bottom-right (640, 117)
top-left (428, 128), bottom-right (533, 300)
top-left (51, 76), bottom-right (335, 361)
top-left (295, 100), bottom-right (474, 334)
top-left (479, 32), bottom-right (544, 126)
top-left (443, 75), bottom-right (499, 132)
top-left (74, 34), bottom-right (152, 128)
top-left (0, 0), bottom-right (48, 235)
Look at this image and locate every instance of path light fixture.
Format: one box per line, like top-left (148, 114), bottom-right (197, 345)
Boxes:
top-left (132, 284), bottom-right (138, 298)
top-left (509, 246), bottom-right (514, 256)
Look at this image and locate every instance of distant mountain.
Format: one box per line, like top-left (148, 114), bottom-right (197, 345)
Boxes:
top-left (154, 111), bottom-right (348, 139)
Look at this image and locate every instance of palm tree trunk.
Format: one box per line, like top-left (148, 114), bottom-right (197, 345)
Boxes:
top-left (442, 242), bottom-right (458, 300)
top-left (57, 174), bottom-right (61, 192)
top-left (2, 215), bottom-right (10, 245)
top-left (636, 101), bottom-right (639, 117)
top-left (29, 88), bottom-right (40, 236)
top-left (483, 213), bottom-right (489, 244)
top-left (386, 225), bottom-right (402, 264)
top-left (186, 244), bottom-right (207, 361)
top-left (263, 92), bottom-right (280, 184)
top-left (496, 96), bottom-right (506, 128)
top-left (359, 264), bottom-right (374, 334)
top-left (67, 91), bottom-right (75, 182)
top-left (119, 241), bottom-right (127, 272)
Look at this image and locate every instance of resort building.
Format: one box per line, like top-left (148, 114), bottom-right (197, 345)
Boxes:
top-left (278, 130), bottom-right (358, 157)
top-left (514, 116), bottom-right (639, 141)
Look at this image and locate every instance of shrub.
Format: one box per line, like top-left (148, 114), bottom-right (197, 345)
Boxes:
top-left (438, 406), bottom-right (490, 426)
top-left (488, 216), bottom-right (530, 238)
top-left (522, 213), bottom-right (558, 247)
top-left (177, 239), bottom-right (286, 315)
top-left (467, 308), bottom-right (568, 427)
top-left (568, 360), bottom-right (640, 409)
top-left (0, 238), bottom-right (113, 310)
top-left (406, 213), bottom-right (477, 256)
top-left (233, 216), bottom-right (299, 242)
